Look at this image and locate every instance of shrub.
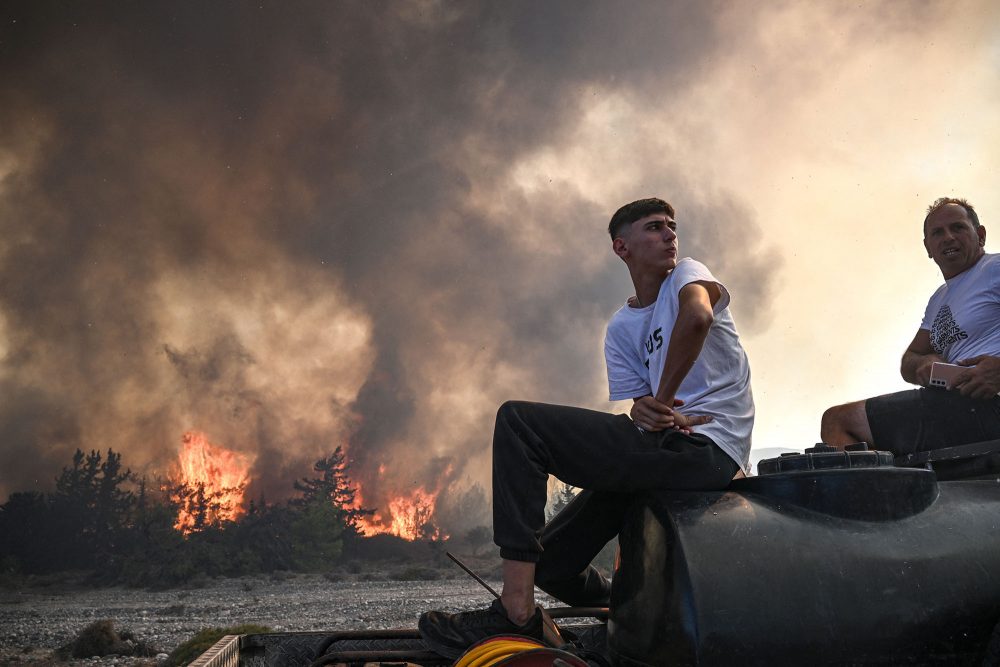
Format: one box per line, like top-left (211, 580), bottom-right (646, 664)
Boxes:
top-left (58, 619), bottom-right (158, 659)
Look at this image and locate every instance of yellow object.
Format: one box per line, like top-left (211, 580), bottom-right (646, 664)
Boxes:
top-left (453, 636), bottom-right (544, 667)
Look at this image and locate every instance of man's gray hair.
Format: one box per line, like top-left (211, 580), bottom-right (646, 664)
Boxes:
top-left (924, 197), bottom-right (980, 229)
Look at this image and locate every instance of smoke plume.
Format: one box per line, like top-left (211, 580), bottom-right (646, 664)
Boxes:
top-left (0, 1), bottom-right (783, 526)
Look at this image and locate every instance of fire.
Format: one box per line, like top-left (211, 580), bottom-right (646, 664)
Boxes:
top-left (352, 486), bottom-right (445, 541)
top-left (171, 431), bottom-right (251, 534)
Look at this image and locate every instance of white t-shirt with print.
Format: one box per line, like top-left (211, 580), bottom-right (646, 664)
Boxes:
top-left (604, 258), bottom-right (754, 471)
top-left (921, 253), bottom-right (1000, 363)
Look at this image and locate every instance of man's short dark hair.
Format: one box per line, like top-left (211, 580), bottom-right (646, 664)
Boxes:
top-left (608, 197), bottom-right (676, 240)
top-left (924, 197), bottom-right (980, 231)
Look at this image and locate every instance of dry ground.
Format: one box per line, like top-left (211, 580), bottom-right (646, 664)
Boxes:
top-left (0, 556), bottom-right (546, 666)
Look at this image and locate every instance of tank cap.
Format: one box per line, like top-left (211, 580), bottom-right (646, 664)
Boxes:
top-left (805, 443), bottom-right (838, 453)
top-left (844, 442), bottom-right (870, 452)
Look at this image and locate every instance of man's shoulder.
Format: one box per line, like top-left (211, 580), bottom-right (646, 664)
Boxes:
top-left (606, 298), bottom-right (658, 354)
top-left (675, 256), bottom-right (709, 270)
top-left (607, 301), bottom-right (649, 331)
top-left (927, 253), bottom-right (1000, 305)
top-left (982, 253), bottom-right (1000, 272)
top-left (968, 253), bottom-right (1000, 273)
top-left (606, 304), bottom-right (627, 329)
top-left (671, 257), bottom-right (715, 280)
top-left (975, 253), bottom-right (1000, 293)
top-left (665, 258), bottom-right (721, 294)
top-left (943, 253), bottom-right (1000, 289)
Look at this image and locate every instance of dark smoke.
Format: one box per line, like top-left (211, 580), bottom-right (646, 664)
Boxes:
top-left (0, 1), bottom-right (779, 527)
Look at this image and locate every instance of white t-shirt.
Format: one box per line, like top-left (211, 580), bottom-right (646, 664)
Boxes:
top-left (921, 253), bottom-right (1000, 362)
top-left (604, 258), bottom-right (754, 472)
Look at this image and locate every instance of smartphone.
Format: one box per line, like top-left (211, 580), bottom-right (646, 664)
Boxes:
top-left (929, 362), bottom-right (967, 389)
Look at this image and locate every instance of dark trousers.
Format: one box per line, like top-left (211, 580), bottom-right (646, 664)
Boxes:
top-left (866, 388), bottom-right (1000, 454)
top-left (492, 400), bottom-right (739, 606)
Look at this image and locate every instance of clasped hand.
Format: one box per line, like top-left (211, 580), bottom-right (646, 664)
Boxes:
top-left (630, 395), bottom-right (713, 433)
top-left (951, 355), bottom-right (1000, 399)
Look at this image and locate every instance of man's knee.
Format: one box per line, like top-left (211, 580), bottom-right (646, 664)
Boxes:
top-left (820, 403), bottom-right (845, 433)
top-left (496, 400), bottom-right (528, 426)
top-left (821, 400), bottom-right (870, 445)
top-left (493, 400), bottom-right (543, 475)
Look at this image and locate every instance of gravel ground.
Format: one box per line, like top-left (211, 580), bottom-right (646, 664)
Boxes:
top-left (0, 570), bottom-right (547, 666)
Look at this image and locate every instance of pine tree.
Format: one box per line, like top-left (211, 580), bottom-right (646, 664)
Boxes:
top-left (293, 446), bottom-right (373, 534)
top-left (52, 449), bottom-right (136, 572)
top-left (120, 477), bottom-right (188, 586)
top-left (0, 492), bottom-right (60, 573)
top-left (92, 449), bottom-right (135, 567)
top-left (288, 499), bottom-right (345, 571)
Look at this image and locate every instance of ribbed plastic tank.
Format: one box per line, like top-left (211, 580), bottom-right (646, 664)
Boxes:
top-left (607, 445), bottom-right (1000, 666)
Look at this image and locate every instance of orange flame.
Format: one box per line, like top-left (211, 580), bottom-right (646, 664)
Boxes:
top-left (352, 486), bottom-right (446, 541)
top-left (171, 431), bottom-right (251, 534)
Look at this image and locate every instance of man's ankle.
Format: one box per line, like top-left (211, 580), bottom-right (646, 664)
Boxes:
top-left (499, 558), bottom-right (537, 624)
top-left (498, 596), bottom-right (535, 626)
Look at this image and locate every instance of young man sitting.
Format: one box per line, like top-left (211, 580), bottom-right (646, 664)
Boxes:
top-left (418, 197), bottom-right (754, 658)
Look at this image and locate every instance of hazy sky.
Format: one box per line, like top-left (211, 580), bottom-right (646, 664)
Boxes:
top-left (1, 1), bottom-right (999, 530)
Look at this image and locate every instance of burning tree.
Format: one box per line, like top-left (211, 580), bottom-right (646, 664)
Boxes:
top-left (0, 438), bottom-right (459, 583)
top-left (169, 431), bottom-right (250, 533)
top-left (293, 446), bottom-right (374, 536)
top-left (380, 490), bottom-right (439, 540)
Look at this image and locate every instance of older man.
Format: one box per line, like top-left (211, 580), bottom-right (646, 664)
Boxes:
top-left (821, 197), bottom-right (1000, 454)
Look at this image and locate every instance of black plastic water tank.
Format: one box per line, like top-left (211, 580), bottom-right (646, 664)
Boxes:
top-left (607, 446), bottom-right (1000, 666)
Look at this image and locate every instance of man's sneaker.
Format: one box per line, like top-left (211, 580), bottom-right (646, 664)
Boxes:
top-left (418, 598), bottom-right (544, 659)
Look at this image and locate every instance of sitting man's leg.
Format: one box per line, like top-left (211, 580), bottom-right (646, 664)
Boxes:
top-left (419, 400), bottom-right (737, 658)
top-left (533, 489), bottom-right (630, 607)
top-left (821, 400), bottom-right (875, 447)
top-left (824, 388), bottom-right (1000, 455)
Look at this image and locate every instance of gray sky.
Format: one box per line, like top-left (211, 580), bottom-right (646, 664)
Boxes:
top-left (1, 1), bottom-right (999, 532)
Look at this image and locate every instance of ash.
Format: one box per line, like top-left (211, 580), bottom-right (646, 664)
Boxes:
top-left (0, 570), bottom-right (561, 666)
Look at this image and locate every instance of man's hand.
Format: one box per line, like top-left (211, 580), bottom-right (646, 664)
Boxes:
top-left (631, 396), bottom-right (712, 433)
top-left (630, 396), bottom-right (673, 431)
top-left (952, 355), bottom-right (1000, 399)
top-left (671, 405), bottom-right (714, 432)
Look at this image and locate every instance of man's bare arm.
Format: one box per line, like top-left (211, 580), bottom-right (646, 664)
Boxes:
top-left (654, 281), bottom-right (718, 404)
top-left (629, 280), bottom-right (720, 432)
top-left (900, 329), bottom-right (943, 386)
top-left (634, 280), bottom-right (719, 431)
top-left (899, 329), bottom-right (1000, 397)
